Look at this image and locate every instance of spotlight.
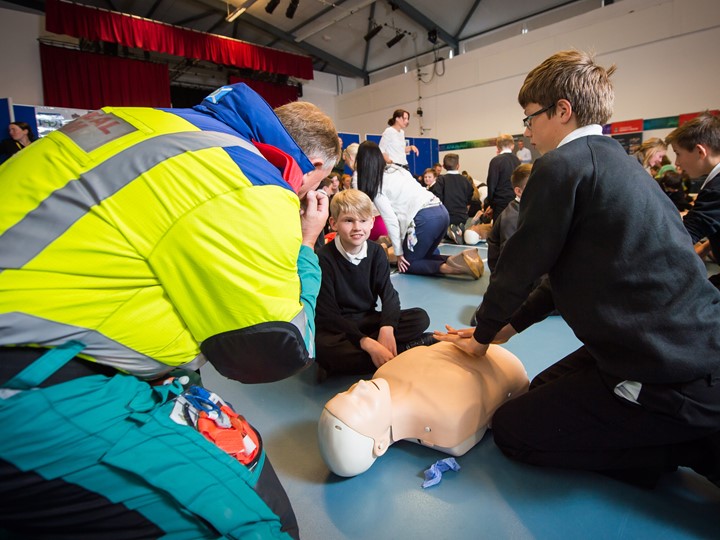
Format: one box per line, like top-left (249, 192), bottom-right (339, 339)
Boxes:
top-left (285, 0), bottom-right (299, 18)
top-left (265, 0), bottom-right (280, 14)
top-left (364, 23), bottom-right (382, 42)
top-left (386, 31), bottom-right (405, 48)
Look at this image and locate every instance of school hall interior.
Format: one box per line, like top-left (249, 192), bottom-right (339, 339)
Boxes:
top-left (204, 241), bottom-right (720, 539)
top-left (1, 0), bottom-right (719, 537)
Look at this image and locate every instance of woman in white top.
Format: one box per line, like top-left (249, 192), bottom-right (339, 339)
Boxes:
top-left (378, 109), bottom-right (418, 168)
top-left (356, 141), bottom-right (483, 278)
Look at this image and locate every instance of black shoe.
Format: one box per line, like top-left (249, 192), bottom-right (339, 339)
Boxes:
top-left (404, 332), bottom-right (438, 351)
top-left (447, 224), bottom-right (463, 244)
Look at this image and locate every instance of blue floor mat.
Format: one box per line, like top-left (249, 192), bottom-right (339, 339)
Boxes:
top-left (201, 242), bottom-right (720, 539)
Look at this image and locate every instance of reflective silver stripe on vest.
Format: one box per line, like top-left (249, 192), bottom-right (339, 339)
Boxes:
top-left (289, 309), bottom-right (312, 357)
top-left (0, 312), bottom-right (202, 379)
top-left (0, 130), bottom-right (262, 271)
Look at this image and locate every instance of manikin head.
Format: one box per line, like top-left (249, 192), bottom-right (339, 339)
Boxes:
top-left (318, 379), bottom-right (392, 477)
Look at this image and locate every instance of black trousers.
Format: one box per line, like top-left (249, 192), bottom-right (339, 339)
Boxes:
top-left (315, 308), bottom-right (429, 376)
top-left (492, 346), bottom-right (720, 487)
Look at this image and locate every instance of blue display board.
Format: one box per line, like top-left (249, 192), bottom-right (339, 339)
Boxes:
top-left (412, 137), bottom-right (437, 177)
top-left (0, 99), bottom-right (11, 165)
top-left (338, 132), bottom-right (360, 175)
top-left (0, 99), bottom-right (11, 138)
top-left (365, 133), bottom-right (438, 178)
top-left (12, 105), bottom-right (39, 138)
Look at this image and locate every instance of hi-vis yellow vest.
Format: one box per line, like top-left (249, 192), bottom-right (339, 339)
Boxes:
top-left (0, 106), bottom-right (306, 379)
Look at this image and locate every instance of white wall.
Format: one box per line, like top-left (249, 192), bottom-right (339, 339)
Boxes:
top-left (0, 6), bottom-right (44, 106)
top-left (335, 0), bottom-right (720, 179)
top-left (300, 71), bottom-right (362, 120)
top-left (3, 0), bottom-right (719, 178)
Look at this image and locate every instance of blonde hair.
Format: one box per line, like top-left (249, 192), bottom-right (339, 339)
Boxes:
top-left (634, 137), bottom-right (668, 168)
top-left (342, 142), bottom-right (359, 169)
top-left (330, 189), bottom-right (374, 221)
top-left (274, 101), bottom-right (341, 169)
top-left (518, 50), bottom-right (616, 127)
top-left (496, 134), bottom-right (515, 150)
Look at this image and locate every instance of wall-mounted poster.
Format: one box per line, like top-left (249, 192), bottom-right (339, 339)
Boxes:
top-left (612, 132), bottom-right (642, 156)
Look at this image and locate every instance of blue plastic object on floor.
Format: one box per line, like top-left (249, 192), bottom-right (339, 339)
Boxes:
top-left (422, 457), bottom-right (461, 488)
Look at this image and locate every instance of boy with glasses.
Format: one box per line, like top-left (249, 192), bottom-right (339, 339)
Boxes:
top-left (436, 50), bottom-right (720, 489)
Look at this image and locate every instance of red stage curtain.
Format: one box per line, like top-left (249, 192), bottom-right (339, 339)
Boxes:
top-left (40, 44), bottom-right (171, 110)
top-left (229, 76), bottom-right (299, 109)
top-left (45, 0), bottom-right (314, 81)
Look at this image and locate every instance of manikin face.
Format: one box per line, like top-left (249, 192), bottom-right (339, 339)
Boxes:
top-left (331, 211), bottom-right (374, 253)
top-left (324, 378), bottom-right (392, 443)
top-left (672, 144), bottom-right (705, 179)
top-left (344, 380), bottom-right (384, 410)
top-left (8, 124), bottom-right (27, 141)
top-left (423, 172), bottom-right (436, 186)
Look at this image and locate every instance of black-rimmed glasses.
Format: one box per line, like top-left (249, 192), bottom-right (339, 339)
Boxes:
top-left (522, 104), bottom-right (554, 129)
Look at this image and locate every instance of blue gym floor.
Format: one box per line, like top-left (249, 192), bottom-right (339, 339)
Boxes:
top-left (202, 243), bottom-right (720, 539)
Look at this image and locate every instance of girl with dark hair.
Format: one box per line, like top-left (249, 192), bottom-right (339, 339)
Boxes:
top-left (355, 141), bottom-right (483, 278)
top-left (1, 121), bottom-right (37, 161)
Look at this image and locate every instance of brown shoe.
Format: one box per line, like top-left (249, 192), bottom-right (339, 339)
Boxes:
top-left (380, 242), bottom-right (397, 265)
top-left (445, 248), bottom-right (484, 279)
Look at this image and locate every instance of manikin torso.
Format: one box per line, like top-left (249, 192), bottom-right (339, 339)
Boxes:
top-left (319, 342), bottom-right (529, 476)
top-left (379, 342), bottom-right (528, 455)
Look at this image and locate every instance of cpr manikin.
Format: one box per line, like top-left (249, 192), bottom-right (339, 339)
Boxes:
top-left (318, 342), bottom-right (529, 477)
